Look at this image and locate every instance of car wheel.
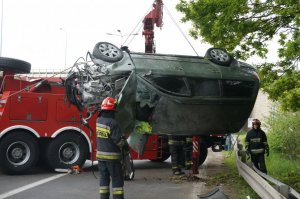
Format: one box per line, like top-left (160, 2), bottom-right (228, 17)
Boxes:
top-left (0, 57), bottom-right (31, 73)
top-left (46, 132), bottom-right (88, 170)
top-left (0, 132), bottom-right (39, 174)
top-left (92, 42), bottom-right (124, 63)
top-left (205, 48), bottom-right (232, 66)
top-left (198, 143), bottom-right (208, 166)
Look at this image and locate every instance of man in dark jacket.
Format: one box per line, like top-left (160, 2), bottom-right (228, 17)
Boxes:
top-left (245, 118), bottom-right (269, 174)
top-left (97, 97), bottom-right (125, 199)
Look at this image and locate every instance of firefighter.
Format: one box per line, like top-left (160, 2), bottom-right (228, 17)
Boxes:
top-left (245, 118), bottom-right (269, 174)
top-left (168, 135), bottom-right (185, 175)
top-left (97, 97), bottom-right (126, 199)
top-left (184, 136), bottom-right (193, 170)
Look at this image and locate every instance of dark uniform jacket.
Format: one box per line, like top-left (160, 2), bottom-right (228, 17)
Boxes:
top-left (96, 112), bottom-right (122, 161)
top-left (245, 128), bottom-right (268, 154)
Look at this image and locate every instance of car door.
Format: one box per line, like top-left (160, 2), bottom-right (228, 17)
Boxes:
top-left (115, 70), bottom-right (137, 135)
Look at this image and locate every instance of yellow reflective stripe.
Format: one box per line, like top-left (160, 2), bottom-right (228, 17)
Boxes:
top-left (99, 187), bottom-right (109, 194)
top-left (112, 191), bottom-right (124, 195)
top-left (185, 161), bottom-right (192, 165)
top-left (168, 140), bottom-right (184, 145)
top-left (250, 149), bottom-right (264, 154)
top-left (99, 189), bottom-right (109, 194)
top-left (97, 127), bottom-right (110, 133)
top-left (97, 154), bottom-right (121, 160)
top-left (112, 187), bottom-right (124, 195)
top-left (250, 138), bottom-right (261, 143)
top-left (96, 127), bottom-right (111, 138)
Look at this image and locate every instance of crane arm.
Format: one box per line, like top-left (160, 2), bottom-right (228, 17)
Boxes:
top-left (142, 0), bottom-right (163, 53)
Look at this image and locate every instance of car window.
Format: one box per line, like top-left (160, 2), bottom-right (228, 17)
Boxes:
top-left (188, 78), bottom-right (221, 97)
top-left (144, 75), bottom-right (191, 96)
top-left (222, 80), bottom-right (254, 97)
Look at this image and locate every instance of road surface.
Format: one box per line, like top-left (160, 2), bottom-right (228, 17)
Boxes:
top-left (0, 150), bottom-right (225, 199)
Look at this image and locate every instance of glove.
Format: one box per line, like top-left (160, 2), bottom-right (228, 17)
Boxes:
top-left (117, 137), bottom-right (129, 151)
top-left (117, 138), bottom-right (127, 148)
top-left (265, 145), bottom-right (270, 157)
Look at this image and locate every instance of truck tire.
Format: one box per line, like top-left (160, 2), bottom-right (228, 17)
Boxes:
top-left (46, 132), bottom-right (88, 170)
top-left (0, 57), bottom-right (31, 73)
top-left (92, 42), bottom-right (123, 63)
top-left (198, 143), bottom-right (208, 166)
top-left (0, 132), bottom-right (39, 174)
top-left (204, 48), bottom-right (232, 66)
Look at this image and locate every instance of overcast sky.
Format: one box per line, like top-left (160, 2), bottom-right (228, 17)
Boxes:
top-left (0, 0), bottom-right (214, 71)
top-left (0, 0), bottom-right (278, 71)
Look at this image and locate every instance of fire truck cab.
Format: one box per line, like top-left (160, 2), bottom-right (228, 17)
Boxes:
top-left (0, 57), bottom-right (99, 174)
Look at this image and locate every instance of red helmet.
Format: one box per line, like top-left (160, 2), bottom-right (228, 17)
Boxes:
top-left (252, 119), bottom-right (261, 127)
top-left (101, 97), bottom-right (116, 111)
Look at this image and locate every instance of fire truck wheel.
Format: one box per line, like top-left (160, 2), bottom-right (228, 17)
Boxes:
top-left (46, 132), bottom-right (88, 170)
top-left (204, 48), bottom-right (232, 66)
top-left (198, 143), bottom-right (208, 166)
top-left (92, 42), bottom-right (124, 63)
top-left (0, 57), bottom-right (31, 73)
top-left (0, 132), bottom-right (39, 174)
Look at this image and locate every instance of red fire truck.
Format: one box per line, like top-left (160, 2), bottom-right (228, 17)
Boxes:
top-left (0, 57), bottom-right (175, 174)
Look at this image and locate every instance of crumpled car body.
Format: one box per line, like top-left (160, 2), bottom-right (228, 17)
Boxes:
top-left (66, 42), bottom-right (259, 136)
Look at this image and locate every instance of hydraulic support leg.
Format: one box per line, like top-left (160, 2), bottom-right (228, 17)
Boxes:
top-left (192, 136), bottom-right (200, 174)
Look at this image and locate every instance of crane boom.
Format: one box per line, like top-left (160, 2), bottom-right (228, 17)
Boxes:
top-left (142, 0), bottom-right (163, 53)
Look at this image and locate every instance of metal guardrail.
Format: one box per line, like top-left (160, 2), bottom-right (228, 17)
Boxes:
top-left (234, 137), bottom-right (300, 199)
top-left (235, 150), bottom-right (286, 199)
top-left (252, 166), bottom-right (300, 199)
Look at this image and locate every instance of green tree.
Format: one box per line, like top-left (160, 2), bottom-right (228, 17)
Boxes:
top-left (176, 0), bottom-right (300, 111)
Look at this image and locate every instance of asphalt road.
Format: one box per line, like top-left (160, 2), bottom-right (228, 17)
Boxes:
top-left (0, 150), bottom-right (223, 199)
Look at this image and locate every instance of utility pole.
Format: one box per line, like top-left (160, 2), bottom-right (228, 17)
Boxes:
top-left (59, 28), bottom-right (68, 69)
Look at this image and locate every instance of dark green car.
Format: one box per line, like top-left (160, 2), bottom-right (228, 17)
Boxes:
top-left (66, 42), bottom-right (259, 135)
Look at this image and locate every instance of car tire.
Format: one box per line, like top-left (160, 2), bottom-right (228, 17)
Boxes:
top-left (205, 48), bottom-right (232, 66)
top-left (0, 57), bottom-right (31, 73)
top-left (92, 42), bottom-right (123, 63)
top-left (0, 132), bottom-right (39, 174)
top-left (46, 132), bottom-right (88, 170)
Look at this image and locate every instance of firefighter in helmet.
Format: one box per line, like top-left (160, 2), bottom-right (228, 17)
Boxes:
top-left (245, 118), bottom-right (269, 174)
top-left (168, 135), bottom-right (185, 175)
top-left (97, 97), bottom-right (126, 199)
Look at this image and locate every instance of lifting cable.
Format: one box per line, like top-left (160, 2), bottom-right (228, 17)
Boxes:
top-left (123, 2), bottom-right (155, 47)
top-left (163, 3), bottom-right (199, 56)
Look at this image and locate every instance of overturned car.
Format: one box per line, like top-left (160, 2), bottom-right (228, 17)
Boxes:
top-left (65, 42), bottom-right (259, 135)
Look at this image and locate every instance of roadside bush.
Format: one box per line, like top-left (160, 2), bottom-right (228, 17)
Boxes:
top-left (265, 111), bottom-right (300, 160)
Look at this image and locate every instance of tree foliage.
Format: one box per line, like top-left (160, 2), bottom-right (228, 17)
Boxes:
top-left (266, 110), bottom-right (300, 160)
top-left (176, 0), bottom-right (300, 111)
